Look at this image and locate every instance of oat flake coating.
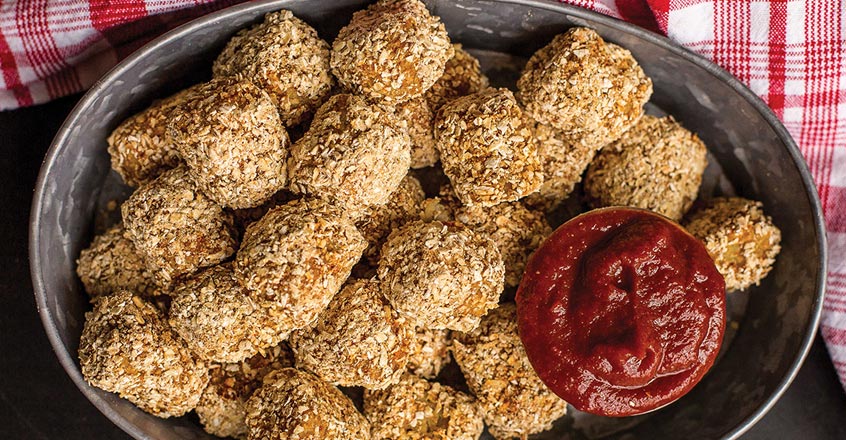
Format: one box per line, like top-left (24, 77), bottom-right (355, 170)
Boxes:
top-left (517, 27), bottom-right (652, 147)
top-left (121, 166), bottom-right (237, 285)
top-left (168, 77), bottom-right (289, 209)
top-left (452, 304), bottom-right (568, 439)
top-left (331, 0), bottom-right (453, 103)
top-left (456, 202), bottom-right (552, 287)
top-left (435, 88), bottom-right (543, 207)
top-left (425, 44), bottom-right (490, 111)
top-left (196, 344), bottom-right (294, 439)
top-left (377, 220), bottom-right (504, 332)
top-left (287, 94), bottom-right (411, 213)
top-left (584, 115), bottom-right (707, 221)
top-left (245, 368), bottom-right (371, 440)
top-left (213, 10), bottom-right (333, 127)
top-left (684, 197), bottom-right (782, 291)
top-left (406, 326), bottom-right (451, 379)
top-left (524, 121), bottom-right (604, 212)
top-left (356, 174), bottom-right (426, 267)
top-left (107, 88), bottom-right (193, 187)
top-left (235, 198), bottom-right (367, 333)
top-left (79, 291), bottom-right (209, 418)
top-left (291, 279), bottom-right (413, 389)
top-left (168, 264), bottom-right (289, 363)
top-left (396, 98), bottom-right (439, 168)
top-left (76, 223), bottom-right (160, 298)
top-left (363, 373), bottom-right (484, 440)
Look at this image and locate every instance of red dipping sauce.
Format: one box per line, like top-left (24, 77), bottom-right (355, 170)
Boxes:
top-left (516, 207), bottom-right (725, 417)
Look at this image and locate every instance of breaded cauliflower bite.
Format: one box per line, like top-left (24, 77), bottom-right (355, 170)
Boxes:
top-left (196, 344), bottom-right (294, 439)
top-left (524, 121), bottom-right (604, 212)
top-left (291, 279), bottom-right (413, 389)
top-left (584, 115), bottom-right (708, 221)
top-left (213, 10), bottom-right (333, 127)
top-left (331, 0), bottom-right (453, 103)
top-left (78, 291), bottom-right (209, 418)
top-left (356, 175), bottom-right (426, 267)
top-left (377, 220), bottom-right (504, 332)
top-left (363, 373), bottom-right (484, 440)
top-left (425, 44), bottom-right (490, 111)
top-left (405, 327), bottom-right (451, 379)
top-left (235, 198), bottom-right (367, 333)
top-left (76, 223), bottom-right (159, 298)
top-left (517, 27), bottom-right (652, 147)
top-left (456, 202), bottom-right (552, 287)
top-left (435, 88), bottom-right (543, 207)
top-left (684, 197), bottom-right (782, 291)
top-left (395, 98), bottom-right (439, 168)
top-left (452, 304), bottom-right (568, 439)
top-left (168, 263), bottom-right (288, 363)
top-left (245, 368), bottom-right (371, 440)
top-left (168, 78), bottom-right (289, 209)
top-left (287, 94), bottom-right (411, 213)
top-left (107, 88), bottom-right (193, 187)
top-left (121, 166), bottom-right (237, 285)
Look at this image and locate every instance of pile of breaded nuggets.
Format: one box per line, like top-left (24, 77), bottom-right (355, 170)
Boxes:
top-left (75, 1), bottom-right (783, 438)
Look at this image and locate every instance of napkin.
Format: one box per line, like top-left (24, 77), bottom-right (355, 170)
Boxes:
top-left (2, 0), bottom-right (844, 390)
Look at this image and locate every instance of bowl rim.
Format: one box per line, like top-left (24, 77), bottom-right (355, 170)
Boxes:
top-left (29, 0), bottom-right (827, 439)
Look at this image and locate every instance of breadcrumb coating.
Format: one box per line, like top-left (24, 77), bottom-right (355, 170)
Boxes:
top-left (684, 197), bottom-right (782, 291)
top-left (76, 223), bottom-right (159, 298)
top-left (425, 44), bottom-right (489, 111)
top-left (377, 220), bottom-right (504, 332)
top-left (356, 175), bottom-right (426, 267)
top-left (517, 27), bottom-right (652, 147)
top-left (523, 121), bottom-right (603, 212)
top-left (456, 202), bottom-right (552, 287)
top-left (396, 98), bottom-right (439, 168)
top-left (230, 189), bottom-right (299, 235)
top-left (452, 304), bottom-right (567, 439)
top-left (363, 373), bottom-right (484, 440)
top-left (213, 10), bottom-right (333, 127)
top-left (291, 279), bottom-right (413, 389)
top-left (168, 264), bottom-right (289, 363)
top-left (287, 94), bottom-right (411, 213)
top-left (196, 344), bottom-right (294, 439)
top-left (584, 115), bottom-right (707, 221)
top-left (235, 198), bottom-right (367, 333)
top-left (331, 0), bottom-right (453, 103)
top-left (435, 88), bottom-right (543, 207)
top-left (107, 88), bottom-right (193, 187)
top-left (121, 166), bottom-right (237, 285)
top-left (245, 368), bottom-right (371, 440)
top-left (79, 291), bottom-right (209, 418)
top-left (405, 327), bottom-right (451, 379)
top-left (168, 77), bottom-right (289, 209)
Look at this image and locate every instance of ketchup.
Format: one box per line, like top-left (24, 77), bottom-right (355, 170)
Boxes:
top-left (516, 207), bottom-right (725, 416)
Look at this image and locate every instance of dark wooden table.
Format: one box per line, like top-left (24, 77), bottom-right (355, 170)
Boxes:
top-left (2, 95), bottom-right (845, 439)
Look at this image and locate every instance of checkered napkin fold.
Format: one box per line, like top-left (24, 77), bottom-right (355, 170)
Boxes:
top-left (3, 0), bottom-right (845, 390)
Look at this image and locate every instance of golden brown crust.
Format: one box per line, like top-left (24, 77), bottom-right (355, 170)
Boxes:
top-left (78, 291), bottom-right (209, 418)
top-left (452, 304), bottom-right (567, 439)
top-left (405, 327), bottom-right (451, 379)
top-left (395, 98), bottom-right (439, 168)
top-left (425, 44), bottom-right (489, 111)
top-left (331, 0), bottom-right (453, 103)
top-left (356, 175), bottom-right (426, 267)
top-left (76, 223), bottom-right (160, 298)
top-left (245, 368), bottom-right (371, 440)
top-left (213, 10), bottom-right (333, 127)
top-left (291, 279), bottom-right (413, 389)
top-left (517, 27), bottom-right (652, 147)
top-left (435, 88), bottom-right (543, 207)
top-left (684, 197), bottom-right (782, 291)
top-left (168, 78), bottom-right (289, 209)
top-left (121, 166), bottom-right (237, 285)
top-left (377, 220), bottom-right (504, 332)
top-left (584, 115), bottom-right (708, 221)
top-left (363, 373), bottom-right (484, 440)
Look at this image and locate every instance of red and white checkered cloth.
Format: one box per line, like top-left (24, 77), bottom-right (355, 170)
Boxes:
top-left (3, 1), bottom-right (845, 389)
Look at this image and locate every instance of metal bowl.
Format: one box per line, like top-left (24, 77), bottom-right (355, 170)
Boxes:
top-left (30, 0), bottom-right (826, 438)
